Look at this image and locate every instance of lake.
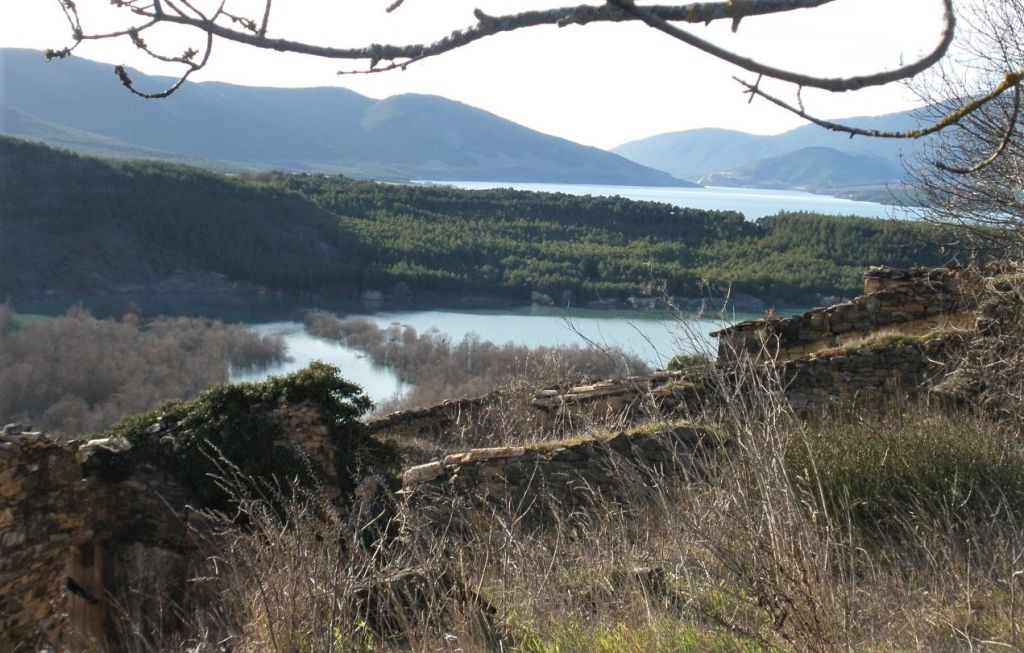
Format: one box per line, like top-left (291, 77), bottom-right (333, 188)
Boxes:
top-left (441, 181), bottom-right (910, 220)
top-left (229, 305), bottom-right (766, 406)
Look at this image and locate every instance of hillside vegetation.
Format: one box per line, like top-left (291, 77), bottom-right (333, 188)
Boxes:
top-left (1, 137), bottom-right (948, 307)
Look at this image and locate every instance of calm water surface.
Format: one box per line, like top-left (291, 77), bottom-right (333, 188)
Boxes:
top-left (232, 306), bottom-right (769, 404)
top-left (441, 181), bottom-right (910, 220)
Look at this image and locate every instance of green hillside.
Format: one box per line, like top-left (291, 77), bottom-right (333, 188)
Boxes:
top-left (1, 137), bottom-right (949, 306)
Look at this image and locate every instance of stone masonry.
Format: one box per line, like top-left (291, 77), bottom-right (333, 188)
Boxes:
top-left (400, 424), bottom-right (717, 524)
top-left (0, 398), bottom-right (354, 652)
top-left (713, 266), bottom-right (971, 361)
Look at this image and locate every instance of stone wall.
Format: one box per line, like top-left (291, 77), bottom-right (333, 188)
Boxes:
top-left (528, 335), bottom-right (959, 421)
top-left (400, 424), bottom-right (716, 523)
top-left (779, 336), bottom-right (952, 415)
top-left (0, 429), bottom-right (203, 651)
top-left (714, 266), bottom-right (968, 361)
top-left (366, 394), bottom-right (494, 442)
top-left (0, 431), bottom-right (86, 650)
top-left (0, 399), bottom-right (350, 652)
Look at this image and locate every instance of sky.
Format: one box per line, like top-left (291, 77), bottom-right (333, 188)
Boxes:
top-left (0, 0), bottom-right (947, 149)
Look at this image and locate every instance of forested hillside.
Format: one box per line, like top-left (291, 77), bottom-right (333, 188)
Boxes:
top-left (1, 137), bottom-right (949, 305)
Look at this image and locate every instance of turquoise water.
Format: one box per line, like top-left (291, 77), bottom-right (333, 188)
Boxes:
top-left (441, 181), bottom-right (909, 220)
top-left (353, 305), bottom-right (745, 368)
top-left (232, 306), bottom-right (766, 404)
top-left (229, 322), bottom-right (414, 404)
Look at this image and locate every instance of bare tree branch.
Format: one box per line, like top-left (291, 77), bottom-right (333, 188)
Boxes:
top-left (609, 0), bottom-right (955, 93)
top-left (936, 84), bottom-right (1021, 175)
top-left (735, 68), bottom-right (1024, 141)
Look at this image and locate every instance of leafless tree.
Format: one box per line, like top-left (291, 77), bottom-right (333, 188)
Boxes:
top-left (903, 0), bottom-right (1024, 255)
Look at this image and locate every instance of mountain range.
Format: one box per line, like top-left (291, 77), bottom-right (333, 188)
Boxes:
top-left (0, 48), bottom-right (690, 187)
top-left (613, 111), bottom-right (927, 201)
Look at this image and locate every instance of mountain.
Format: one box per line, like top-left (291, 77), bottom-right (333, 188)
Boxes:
top-left (613, 110), bottom-right (925, 197)
top-left (0, 48), bottom-right (693, 187)
top-left (699, 146), bottom-right (904, 191)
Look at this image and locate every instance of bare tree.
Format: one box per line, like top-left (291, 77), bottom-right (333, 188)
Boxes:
top-left (904, 0), bottom-right (1024, 256)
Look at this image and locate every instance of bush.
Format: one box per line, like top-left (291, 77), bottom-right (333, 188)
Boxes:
top-left (666, 351), bottom-right (713, 373)
top-left (100, 362), bottom-right (399, 513)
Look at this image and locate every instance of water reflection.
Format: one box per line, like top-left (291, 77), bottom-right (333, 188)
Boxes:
top-left (229, 322), bottom-right (413, 405)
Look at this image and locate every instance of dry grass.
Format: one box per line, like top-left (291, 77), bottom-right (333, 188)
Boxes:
top-left (91, 276), bottom-right (1024, 652)
top-left (117, 354), bottom-right (1023, 653)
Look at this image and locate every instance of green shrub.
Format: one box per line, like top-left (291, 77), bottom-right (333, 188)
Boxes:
top-left (667, 352), bottom-right (713, 373)
top-left (96, 362), bottom-right (399, 513)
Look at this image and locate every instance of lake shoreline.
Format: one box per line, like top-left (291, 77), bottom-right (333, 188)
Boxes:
top-left (9, 286), bottom-right (819, 324)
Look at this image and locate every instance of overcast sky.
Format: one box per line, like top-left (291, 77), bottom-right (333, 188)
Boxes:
top-left (0, 0), bottom-right (947, 148)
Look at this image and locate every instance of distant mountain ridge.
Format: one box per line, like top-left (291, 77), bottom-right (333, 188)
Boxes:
top-left (699, 146), bottom-right (904, 191)
top-left (614, 110), bottom-right (926, 200)
top-left (0, 48), bottom-right (693, 187)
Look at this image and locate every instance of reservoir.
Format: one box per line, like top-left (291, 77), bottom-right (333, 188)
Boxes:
top-left (228, 305), bottom-right (765, 406)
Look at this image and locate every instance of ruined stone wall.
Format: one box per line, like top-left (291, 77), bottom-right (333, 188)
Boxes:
top-left (0, 400), bottom-right (347, 652)
top-left (366, 394), bottom-right (494, 441)
top-left (0, 429), bottom-right (205, 651)
top-left (779, 336), bottom-right (952, 415)
top-left (400, 425), bottom-right (715, 523)
top-left (529, 334), bottom-right (958, 421)
top-left (715, 266), bottom-right (967, 361)
top-left (0, 431), bottom-right (86, 650)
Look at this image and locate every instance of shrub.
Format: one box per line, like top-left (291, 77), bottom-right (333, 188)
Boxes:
top-left (666, 351), bottom-right (713, 373)
top-left (99, 362), bottom-right (399, 512)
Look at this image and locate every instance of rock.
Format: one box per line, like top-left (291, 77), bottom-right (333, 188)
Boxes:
top-left (464, 447), bottom-right (525, 463)
top-left (402, 462), bottom-right (445, 485)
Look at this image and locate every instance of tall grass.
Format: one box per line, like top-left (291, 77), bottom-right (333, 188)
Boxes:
top-left (136, 369), bottom-right (1024, 652)
top-left (96, 281), bottom-right (1024, 652)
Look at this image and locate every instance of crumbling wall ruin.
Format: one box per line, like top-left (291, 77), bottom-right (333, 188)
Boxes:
top-left (0, 396), bottom-right (360, 652)
top-left (400, 424), bottom-right (716, 524)
top-left (714, 266), bottom-right (970, 361)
